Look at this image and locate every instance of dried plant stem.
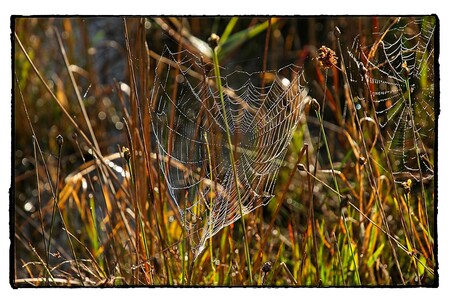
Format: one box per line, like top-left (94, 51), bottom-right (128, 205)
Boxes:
top-left (15, 77), bottom-right (52, 283)
top-left (16, 73), bottom-right (83, 284)
top-left (212, 45), bottom-right (253, 285)
top-left (314, 104), bottom-right (361, 285)
top-left (305, 143), bottom-right (321, 285)
top-left (335, 30), bottom-right (405, 284)
top-left (31, 136), bottom-right (49, 282)
top-left (255, 143), bottom-right (308, 272)
top-left (348, 202), bottom-right (433, 275)
top-left (50, 136), bottom-right (85, 285)
top-left (29, 242), bottom-right (56, 285)
top-left (404, 76), bottom-right (433, 255)
top-left (15, 32), bottom-right (128, 197)
top-left (53, 28), bottom-right (101, 157)
top-left (280, 262), bottom-right (297, 285)
top-left (332, 232), bottom-right (346, 285)
top-left (204, 133), bottom-right (217, 278)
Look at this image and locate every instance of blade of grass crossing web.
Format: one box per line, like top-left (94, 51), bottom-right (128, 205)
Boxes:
top-left (335, 27), bottom-right (405, 284)
top-left (212, 43), bottom-right (253, 284)
top-left (314, 97), bottom-right (361, 285)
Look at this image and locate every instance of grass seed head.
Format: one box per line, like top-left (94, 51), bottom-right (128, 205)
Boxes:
top-left (262, 261), bottom-right (272, 274)
top-left (208, 33), bottom-right (220, 49)
top-left (56, 134), bottom-right (64, 147)
top-left (317, 45), bottom-right (338, 70)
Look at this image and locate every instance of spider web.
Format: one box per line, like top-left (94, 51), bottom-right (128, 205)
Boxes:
top-left (150, 46), bottom-right (309, 256)
top-left (347, 17), bottom-right (436, 183)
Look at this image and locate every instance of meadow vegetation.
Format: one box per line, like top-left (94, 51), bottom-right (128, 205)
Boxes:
top-left (13, 16), bottom-right (436, 286)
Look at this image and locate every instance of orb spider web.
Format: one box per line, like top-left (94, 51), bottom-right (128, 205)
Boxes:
top-left (347, 17), bottom-right (436, 183)
top-left (150, 46), bottom-right (309, 256)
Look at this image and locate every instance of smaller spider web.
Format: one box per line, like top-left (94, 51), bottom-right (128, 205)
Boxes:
top-left (150, 46), bottom-right (309, 256)
top-left (347, 17), bottom-right (435, 183)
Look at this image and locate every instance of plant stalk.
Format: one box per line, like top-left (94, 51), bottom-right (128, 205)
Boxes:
top-left (211, 44), bottom-right (253, 285)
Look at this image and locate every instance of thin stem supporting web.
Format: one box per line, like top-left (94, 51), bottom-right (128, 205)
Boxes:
top-left (150, 46), bottom-right (309, 256)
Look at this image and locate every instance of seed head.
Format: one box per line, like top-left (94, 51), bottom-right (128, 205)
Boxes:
top-left (122, 146), bottom-right (131, 162)
top-left (262, 261), bottom-right (272, 274)
top-left (402, 179), bottom-right (412, 194)
top-left (310, 98), bottom-right (320, 111)
top-left (56, 134), bottom-right (64, 147)
top-left (317, 45), bottom-right (338, 70)
top-left (340, 194), bottom-right (350, 210)
top-left (358, 156), bottom-right (367, 166)
top-left (297, 163), bottom-right (306, 172)
top-left (208, 33), bottom-right (220, 49)
top-left (402, 61), bottom-right (410, 77)
top-left (334, 26), bottom-right (341, 38)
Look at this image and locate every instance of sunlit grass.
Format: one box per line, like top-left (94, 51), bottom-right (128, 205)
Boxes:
top-left (13, 16), bottom-right (436, 287)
